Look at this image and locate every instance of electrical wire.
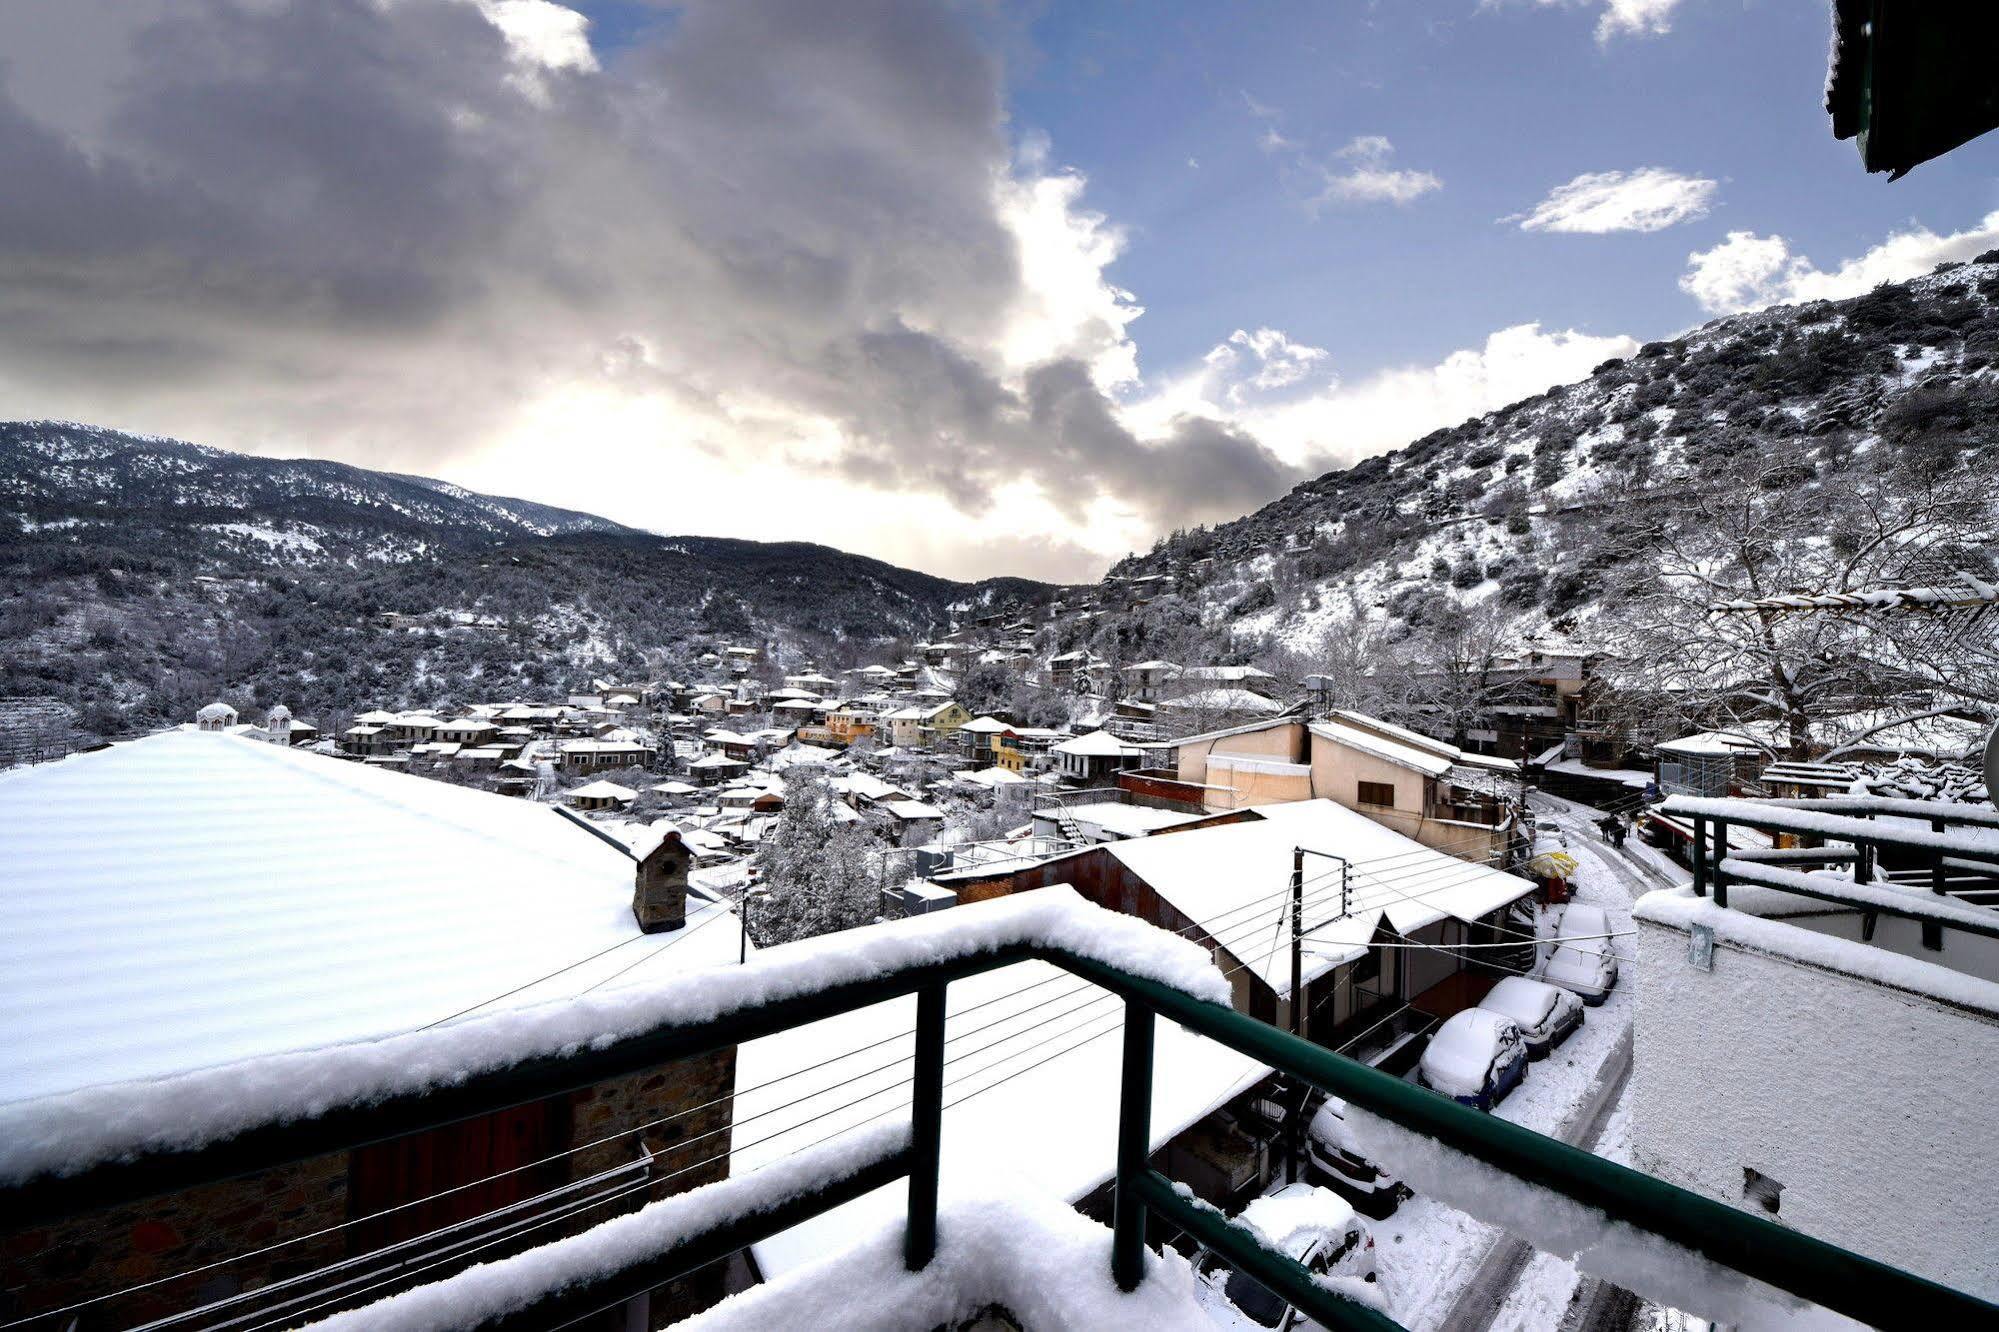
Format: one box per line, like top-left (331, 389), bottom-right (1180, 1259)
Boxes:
top-left (29, 806), bottom-right (1618, 1328)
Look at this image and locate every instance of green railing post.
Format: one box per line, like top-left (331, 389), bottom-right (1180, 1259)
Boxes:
top-left (1690, 815), bottom-right (1708, 896)
top-left (1111, 999), bottom-right (1155, 1292)
top-left (1711, 818), bottom-right (1729, 908)
top-left (904, 981), bottom-right (946, 1271)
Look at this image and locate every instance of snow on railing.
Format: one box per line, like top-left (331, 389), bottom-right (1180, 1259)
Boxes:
top-left (8, 882), bottom-right (1996, 1331)
top-left (303, 1124), bottom-right (913, 1332)
top-left (0, 889), bottom-right (1226, 1188)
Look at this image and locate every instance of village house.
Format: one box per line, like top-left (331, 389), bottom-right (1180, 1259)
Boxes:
top-left (1120, 659), bottom-right (1182, 703)
top-left (687, 751), bottom-right (750, 786)
top-left (956, 714), bottom-right (1017, 768)
top-left (931, 798), bottom-right (1538, 1044)
top-left (1167, 710), bottom-right (1522, 865)
top-left (1050, 729), bottom-right (1151, 785)
top-left (1155, 687), bottom-right (1287, 731)
top-left (1651, 725), bottom-right (1784, 798)
top-left (434, 716), bottom-right (500, 748)
top-left (995, 725), bottom-right (1065, 774)
top-left (0, 726), bottom-right (744, 1329)
top-left (824, 703), bottom-right (880, 747)
top-left (565, 777), bottom-right (639, 811)
top-left (884, 700), bottom-right (971, 750)
top-left (1175, 664), bottom-right (1279, 696)
top-left (557, 735), bottom-right (655, 773)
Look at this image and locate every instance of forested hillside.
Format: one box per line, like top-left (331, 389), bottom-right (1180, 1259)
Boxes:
top-left (0, 423), bottom-right (1052, 740)
top-left (1074, 255), bottom-right (1999, 747)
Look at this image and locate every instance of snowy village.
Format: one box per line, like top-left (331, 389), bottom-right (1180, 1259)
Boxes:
top-left (2, 4), bottom-right (1997, 1332)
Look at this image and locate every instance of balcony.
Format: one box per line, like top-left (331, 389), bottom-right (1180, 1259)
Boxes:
top-left (1635, 794), bottom-right (1999, 1293)
top-left (2, 891), bottom-right (1989, 1330)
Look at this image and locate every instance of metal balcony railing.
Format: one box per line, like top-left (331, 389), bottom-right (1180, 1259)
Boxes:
top-left (1666, 794), bottom-right (1999, 932)
top-left (7, 932), bottom-right (1994, 1328)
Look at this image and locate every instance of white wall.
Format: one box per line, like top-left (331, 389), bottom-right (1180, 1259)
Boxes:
top-left (1632, 914), bottom-right (1999, 1299)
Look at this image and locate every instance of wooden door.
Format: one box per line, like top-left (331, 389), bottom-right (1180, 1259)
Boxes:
top-left (347, 1098), bottom-right (569, 1254)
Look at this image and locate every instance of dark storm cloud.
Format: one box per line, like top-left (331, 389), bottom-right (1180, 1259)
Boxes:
top-left (0, 0), bottom-right (1304, 550)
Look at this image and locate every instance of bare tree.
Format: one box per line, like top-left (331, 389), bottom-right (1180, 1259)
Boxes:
top-left (1403, 601), bottom-right (1516, 745)
top-left (1605, 443), bottom-right (1993, 754)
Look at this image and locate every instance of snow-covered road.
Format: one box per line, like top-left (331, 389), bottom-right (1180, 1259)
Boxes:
top-left (1398, 792), bottom-right (1681, 1332)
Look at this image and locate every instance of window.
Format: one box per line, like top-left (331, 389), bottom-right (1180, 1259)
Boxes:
top-left (1357, 780), bottom-right (1396, 807)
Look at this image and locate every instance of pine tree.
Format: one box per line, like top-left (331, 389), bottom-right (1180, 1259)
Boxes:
top-left (750, 772), bottom-right (881, 944)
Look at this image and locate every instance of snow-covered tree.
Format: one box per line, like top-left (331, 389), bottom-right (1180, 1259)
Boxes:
top-left (749, 771), bottom-right (881, 945)
top-left (1403, 602), bottom-right (1516, 745)
top-left (1605, 442), bottom-right (1994, 753)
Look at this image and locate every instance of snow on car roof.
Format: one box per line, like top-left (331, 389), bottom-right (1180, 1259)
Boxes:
top-left (1423, 1008), bottom-right (1519, 1088)
top-left (1237, 1183), bottom-right (1359, 1257)
top-left (1480, 976), bottom-right (1563, 1027)
top-left (0, 729), bottom-right (743, 1105)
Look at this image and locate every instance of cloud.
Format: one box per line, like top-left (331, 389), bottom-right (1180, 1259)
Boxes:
top-left (1513, 167), bottom-right (1717, 233)
top-left (1680, 210), bottom-right (1999, 314)
top-left (1241, 98), bottom-right (1439, 211)
top-left (0, 0), bottom-right (1256, 582)
top-left (1311, 135), bottom-right (1442, 208)
top-left (1484, 0), bottom-right (1684, 44)
top-left (1595, 0), bottom-right (1682, 41)
top-left (1129, 321), bottom-right (1636, 471)
top-left (1203, 328), bottom-right (1333, 403)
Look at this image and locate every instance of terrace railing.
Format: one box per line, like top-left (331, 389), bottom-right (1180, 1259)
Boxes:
top-left (6, 921), bottom-right (1995, 1329)
top-left (1665, 794), bottom-right (1999, 944)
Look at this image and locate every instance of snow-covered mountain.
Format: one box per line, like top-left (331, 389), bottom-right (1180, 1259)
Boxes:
top-left (1, 421), bottom-right (637, 556)
top-left (0, 423), bottom-right (1054, 736)
top-left (1091, 252), bottom-right (1999, 666)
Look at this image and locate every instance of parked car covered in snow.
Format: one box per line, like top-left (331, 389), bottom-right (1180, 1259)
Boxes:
top-left (1191, 1183), bottom-right (1382, 1330)
top-left (1533, 903), bottom-right (1619, 1004)
top-left (1476, 976), bottom-right (1584, 1057)
top-left (1417, 1009), bottom-right (1528, 1110)
top-left (1305, 1095), bottom-right (1410, 1218)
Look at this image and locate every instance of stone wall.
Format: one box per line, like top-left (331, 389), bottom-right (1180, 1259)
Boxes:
top-left (0, 1048), bottom-right (739, 1328)
top-left (0, 1151), bottom-right (349, 1327)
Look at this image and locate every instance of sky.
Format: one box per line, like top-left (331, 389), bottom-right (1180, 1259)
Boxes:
top-left (0, 1), bottom-right (1995, 584)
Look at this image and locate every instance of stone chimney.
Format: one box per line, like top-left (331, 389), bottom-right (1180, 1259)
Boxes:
top-left (632, 827), bottom-right (690, 933)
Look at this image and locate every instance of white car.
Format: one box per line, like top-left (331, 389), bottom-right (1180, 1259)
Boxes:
top-left (1534, 903), bottom-right (1618, 1004)
top-left (1305, 1096), bottom-right (1408, 1217)
top-left (1417, 1009), bottom-right (1528, 1110)
top-left (1192, 1183), bottom-right (1381, 1330)
top-left (1476, 976), bottom-right (1584, 1057)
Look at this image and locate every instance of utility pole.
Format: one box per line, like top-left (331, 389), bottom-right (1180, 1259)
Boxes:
top-left (1285, 846), bottom-right (1351, 1183)
top-left (1287, 847), bottom-right (1305, 1183)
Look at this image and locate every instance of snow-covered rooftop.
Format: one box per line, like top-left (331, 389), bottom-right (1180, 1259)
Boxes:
top-left (1060, 801), bottom-right (1211, 839)
top-left (566, 779), bottom-right (638, 801)
top-left (1308, 717), bottom-right (1453, 777)
top-left (1052, 729), bottom-right (1145, 757)
top-left (0, 730), bottom-right (742, 1106)
top-left (1159, 687), bottom-right (1285, 715)
top-left (1105, 800), bottom-right (1537, 993)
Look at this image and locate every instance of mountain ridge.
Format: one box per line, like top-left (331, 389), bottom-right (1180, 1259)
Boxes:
top-left (0, 421), bottom-right (1058, 737)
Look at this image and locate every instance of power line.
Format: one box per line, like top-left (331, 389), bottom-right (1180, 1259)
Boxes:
top-left (30, 813), bottom-right (1597, 1327)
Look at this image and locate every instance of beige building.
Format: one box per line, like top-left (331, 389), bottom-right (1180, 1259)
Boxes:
top-left (1170, 710), bottom-right (1521, 864)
